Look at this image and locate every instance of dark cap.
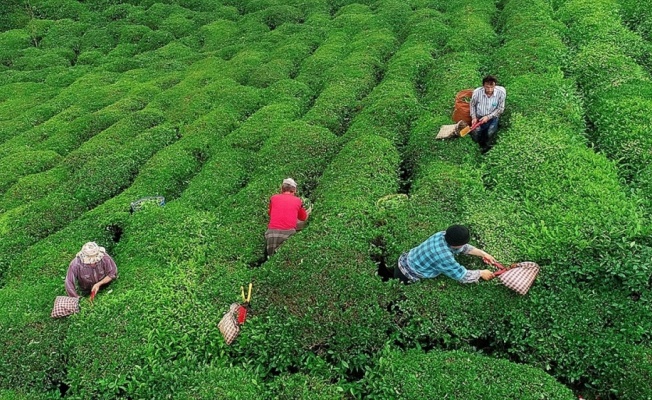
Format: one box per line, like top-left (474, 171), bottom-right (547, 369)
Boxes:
top-left (444, 225), bottom-right (470, 246)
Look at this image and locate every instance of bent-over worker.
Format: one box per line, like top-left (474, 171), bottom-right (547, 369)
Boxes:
top-left (265, 178), bottom-right (311, 257)
top-left (394, 225), bottom-right (496, 284)
top-left (65, 242), bottom-right (117, 298)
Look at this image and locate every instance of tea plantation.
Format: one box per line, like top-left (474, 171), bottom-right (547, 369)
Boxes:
top-left (0, 0), bottom-right (650, 399)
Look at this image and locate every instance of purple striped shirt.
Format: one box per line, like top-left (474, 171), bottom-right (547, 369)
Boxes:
top-left (65, 254), bottom-right (118, 297)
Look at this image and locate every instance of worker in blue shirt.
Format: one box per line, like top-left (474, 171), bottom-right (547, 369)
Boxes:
top-left (394, 225), bottom-right (496, 284)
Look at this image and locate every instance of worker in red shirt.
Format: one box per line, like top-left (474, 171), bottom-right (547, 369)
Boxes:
top-left (265, 178), bottom-right (311, 257)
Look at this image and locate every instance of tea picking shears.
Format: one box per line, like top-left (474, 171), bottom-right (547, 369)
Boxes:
top-left (238, 283), bottom-right (253, 324)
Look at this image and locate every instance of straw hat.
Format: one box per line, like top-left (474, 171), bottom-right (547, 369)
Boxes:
top-left (77, 242), bottom-right (106, 264)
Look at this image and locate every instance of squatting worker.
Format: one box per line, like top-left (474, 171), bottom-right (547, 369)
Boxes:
top-left (394, 225), bottom-right (496, 284)
top-left (65, 242), bottom-right (117, 298)
top-left (265, 178), bottom-right (312, 256)
top-left (470, 75), bottom-right (506, 153)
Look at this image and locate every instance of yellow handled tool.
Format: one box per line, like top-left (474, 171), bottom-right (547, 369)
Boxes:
top-left (459, 120), bottom-right (484, 137)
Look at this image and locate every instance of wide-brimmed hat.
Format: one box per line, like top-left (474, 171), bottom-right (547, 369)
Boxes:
top-left (78, 242), bottom-right (106, 264)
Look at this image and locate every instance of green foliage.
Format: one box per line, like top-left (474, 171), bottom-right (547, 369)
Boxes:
top-left (472, 114), bottom-right (641, 264)
top-left (0, 150), bottom-right (62, 193)
top-left (200, 19), bottom-right (239, 51)
top-left (587, 82), bottom-right (652, 182)
top-left (618, 0), bottom-right (652, 41)
top-left (0, 29), bottom-right (31, 67)
top-left (363, 349), bottom-right (575, 399)
top-left (556, 0), bottom-right (647, 65)
top-left (492, 36), bottom-right (568, 78)
top-left (502, 73), bottom-right (584, 131)
top-left (267, 373), bottom-right (344, 399)
top-left (344, 80), bottom-right (421, 145)
top-left (29, 0), bottom-right (86, 21)
top-left (1, 1), bottom-right (651, 399)
top-left (224, 102), bottom-right (302, 151)
top-left (569, 42), bottom-right (648, 95)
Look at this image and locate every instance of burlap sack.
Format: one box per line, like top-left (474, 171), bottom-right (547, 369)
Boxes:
top-left (452, 89), bottom-right (474, 125)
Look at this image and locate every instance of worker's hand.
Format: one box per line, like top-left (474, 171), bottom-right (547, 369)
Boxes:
top-left (480, 270), bottom-right (495, 281)
top-left (481, 115), bottom-right (491, 124)
top-left (471, 117), bottom-right (478, 126)
top-left (91, 283), bottom-right (101, 297)
top-left (306, 206), bottom-right (313, 215)
top-left (481, 252), bottom-right (497, 265)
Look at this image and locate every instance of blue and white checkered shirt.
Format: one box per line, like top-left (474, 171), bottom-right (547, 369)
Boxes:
top-left (405, 231), bottom-right (475, 281)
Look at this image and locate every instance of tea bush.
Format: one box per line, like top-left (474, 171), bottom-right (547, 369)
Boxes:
top-left (0, 150), bottom-right (62, 193)
top-left (587, 83), bottom-right (652, 179)
top-left (303, 30), bottom-right (397, 134)
top-left (471, 114), bottom-right (641, 265)
top-left (0, 29), bottom-right (32, 67)
top-left (2, 0), bottom-right (651, 398)
top-left (28, 0), bottom-right (86, 21)
top-left (362, 349), bottom-right (575, 399)
top-left (199, 19), bottom-right (239, 52)
top-left (555, 0), bottom-right (649, 68)
top-left (224, 103), bottom-right (302, 151)
top-left (266, 372), bottom-right (344, 399)
top-left (246, 134), bottom-right (400, 378)
top-left (618, 0), bottom-right (652, 41)
top-left (554, 0), bottom-right (652, 220)
top-left (295, 31), bottom-right (349, 92)
top-left (343, 80), bottom-right (420, 146)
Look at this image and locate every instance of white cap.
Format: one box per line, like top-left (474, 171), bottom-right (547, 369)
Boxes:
top-left (282, 178), bottom-right (297, 188)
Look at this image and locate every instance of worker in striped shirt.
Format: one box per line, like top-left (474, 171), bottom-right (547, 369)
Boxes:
top-left (470, 75), bottom-right (506, 153)
top-left (394, 225), bottom-right (496, 284)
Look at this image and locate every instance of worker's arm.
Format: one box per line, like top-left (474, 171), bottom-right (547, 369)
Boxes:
top-left (466, 247), bottom-right (497, 264)
top-left (91, 255), bottom-right (118, 295)
top-left (91, 275), bottom-right (113, 295)
top-left (460, 269), bottom-right (495, 282)
top-left (488, 89), bottom-right (506, 119)
top-left (65, 261), bottom-right (80, 298)
top-left (298, 207), bottom-right (308, 221)
top-left (452, 245), bottom-right (494, 282)
top-left (470, 90), bottom-right (479, 121)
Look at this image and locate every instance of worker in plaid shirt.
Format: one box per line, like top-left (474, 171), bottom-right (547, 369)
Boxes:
top-left (394, 225), bottom-right (496, 284)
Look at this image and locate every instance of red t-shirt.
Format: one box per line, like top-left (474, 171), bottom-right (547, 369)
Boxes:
top-left (268, 192), bottom-right (307, 230)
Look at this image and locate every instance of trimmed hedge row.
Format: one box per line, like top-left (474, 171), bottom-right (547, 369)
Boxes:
top-left (0, 84), bottom-right (157, 160)
top-left (0, 66), bottom-right (264, 280)
top-left (341, 9), bottom-right (451, 147)
top-left (302, 29), bottom-right (398, 134)
top-left (0, 115), bottom-right (256, 396)
top-left (617, 0), bottom-right (652, 41)
top-left (362, 349), bottom-right (575, 399)
top-left (0, 150), bottom-right (62, 194)
top-left (470, 1), bottom-right (650, 398)
top-left (0, 70), bottom-right (145, 151)
top-left (554, 0), bottom-right (652, 217)
top-left (247, 134), bottom-right (401, 379)
top-left (0, 82), bottom-right (57, 122)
